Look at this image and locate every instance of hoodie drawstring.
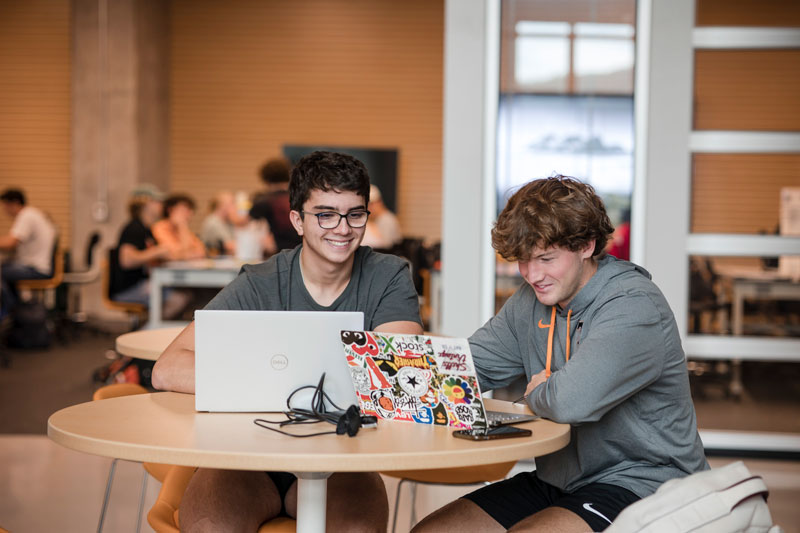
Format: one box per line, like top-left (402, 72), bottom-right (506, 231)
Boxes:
top-left (539, 307), bottom-right (572, 378)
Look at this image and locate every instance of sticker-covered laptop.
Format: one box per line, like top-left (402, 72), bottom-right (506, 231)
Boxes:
top-left (340, 331), bottom-right (489, 429)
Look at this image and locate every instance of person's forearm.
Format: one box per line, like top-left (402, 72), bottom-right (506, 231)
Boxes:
top-left (175, 228), bottom-right (205, 259)
top-left (120, 245), bottom-right (165, 269)
top-left (119, 245), bottom-right (159, 270)
top-left (151, 322), bottom-right (197, 393)
top-left (151, 348), bottom-right (196, 393)
top-left (374, 320), bottom-right (423, 335)
top-left (0, 234), bottom-right (17, 250)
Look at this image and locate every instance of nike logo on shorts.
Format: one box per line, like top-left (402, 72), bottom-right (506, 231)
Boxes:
top-left (582, 502), bottom-right (612, 524)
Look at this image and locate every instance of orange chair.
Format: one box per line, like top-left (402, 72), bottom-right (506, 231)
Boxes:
top-left (383, 462), bottom-right (517, 533)
top-left (101, 249), bottom-right (147, 331)
top-left (16, 244), bottom-right (64, 294)
top-left (148, 465), bottom-right (297, 532)
top-left (93, 383), bottom-right (170, 533)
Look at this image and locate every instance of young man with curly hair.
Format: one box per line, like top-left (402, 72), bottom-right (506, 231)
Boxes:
top-left (153, 151), bottom-right (422, 532)
top-left (414, 176), bottom-right (707, 533)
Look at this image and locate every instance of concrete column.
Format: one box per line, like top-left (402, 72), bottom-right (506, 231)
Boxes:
top-left (71, 0), bottom-right (169, 320)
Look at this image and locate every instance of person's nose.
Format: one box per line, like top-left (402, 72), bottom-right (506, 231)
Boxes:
top-left (332, 215), bottom-right (352, 235)
top-left (519, 261), bottom-right (542, 284)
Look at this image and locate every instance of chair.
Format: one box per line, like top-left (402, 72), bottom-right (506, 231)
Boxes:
top-left (16, 241), bottom-right (64, 302)
top-left (148, 465), bottom-right (297, 532)
top-left (383, 462), bottom-right (517, 532)
top-left (62, 231), bottom-right (102, 331)
top-left (688, 258), bottom-right (731, 335)
top-left (13, 241), bottom-right (66, 343)
top-left (102, 248), bottom-right (147, 330)
top-left (93, 383), bottom-right (170, 533)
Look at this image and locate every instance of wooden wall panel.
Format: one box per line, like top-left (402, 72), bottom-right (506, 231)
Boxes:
top-left (691, 154), bottom-right (800, 233)
top-left (0, 0), bottom-right (71, 245)
top-left (696, 0), bottom-right (800, 27)
top-left (694, 50), bottom-right (800, 132)
top-left (169, 0), bottom-right (444, 240)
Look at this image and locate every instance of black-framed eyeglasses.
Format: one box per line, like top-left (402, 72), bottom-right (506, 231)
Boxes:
top-left (301, 210), bottom-right (371, 229)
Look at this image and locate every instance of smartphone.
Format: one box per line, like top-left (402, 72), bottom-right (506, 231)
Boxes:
top-left (452, 425), bottom-right (532, 441)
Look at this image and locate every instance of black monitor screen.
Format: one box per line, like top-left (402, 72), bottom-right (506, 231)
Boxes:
top-left (283, 145), bottom-right (399, 212)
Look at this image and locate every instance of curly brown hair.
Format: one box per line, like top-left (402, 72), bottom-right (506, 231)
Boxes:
top-left (492, 175), bottom-right (614, 261)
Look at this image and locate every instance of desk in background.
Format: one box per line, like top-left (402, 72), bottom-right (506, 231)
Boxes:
top-left (115, 326), bottom-right (183, 361)
top-left (149, 258), bottom-right (244, 328)
top-left (48, 393), bottom-right (569, 533)
top-left (693, 263), bottom-right (800, 397)
top-left (727, 272), bottom-right (800, 337)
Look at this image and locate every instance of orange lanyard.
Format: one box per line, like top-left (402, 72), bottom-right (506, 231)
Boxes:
top-left (538, 307), bottom-right (572, 378)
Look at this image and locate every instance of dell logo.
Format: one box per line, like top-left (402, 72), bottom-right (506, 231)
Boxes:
top-left (270, 354), bottom-right (289, 371)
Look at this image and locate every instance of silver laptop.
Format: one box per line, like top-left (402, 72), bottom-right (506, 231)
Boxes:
top-left (195, 310), bottom-right (363, 412)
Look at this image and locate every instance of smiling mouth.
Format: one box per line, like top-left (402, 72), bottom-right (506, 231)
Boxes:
top-left (325, 238), bottom-right (351, 248)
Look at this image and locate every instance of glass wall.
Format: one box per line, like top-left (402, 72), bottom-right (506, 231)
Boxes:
top-left (496, 0), bottom-right (637, 311)
top-left (688, 2), bottom-right (800, 343)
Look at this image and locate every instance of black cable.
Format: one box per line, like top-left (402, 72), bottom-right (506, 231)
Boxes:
top-left (253, 373), bottom-right (351, 439)
top-left (253, 418), bottom-right (337, 438)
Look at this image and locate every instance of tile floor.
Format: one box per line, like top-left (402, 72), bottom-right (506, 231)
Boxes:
top-left (1, 434), bottom-right (798, 532)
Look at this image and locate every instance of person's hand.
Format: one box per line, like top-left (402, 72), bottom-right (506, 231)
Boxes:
top-left (524, 369), bottom-right (548, 398)
top-left (156, 244), bottom-right (172, 258)
top-left (149, 244), bottom-right (171, 263)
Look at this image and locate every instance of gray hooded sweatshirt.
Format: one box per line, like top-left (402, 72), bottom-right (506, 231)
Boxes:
top-left (469, 255), bottom-right (708, 498)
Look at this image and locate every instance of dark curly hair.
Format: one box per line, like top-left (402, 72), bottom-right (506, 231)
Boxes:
top-left (163, 194), bottom-right (196, 217)
top-left (259, 157), bottom-right (291, 185)
top-left (492, 175), bottom-right (614, 261)
top-left (289, 151), bottom-right (370, 212)
top-left (0, 188), bottom-right (25, 205)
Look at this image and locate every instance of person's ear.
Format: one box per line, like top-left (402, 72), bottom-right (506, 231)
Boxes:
top-left (581, 239), bottom-right (596, 260)
top-left (289, 210), bottom-right (304, 237)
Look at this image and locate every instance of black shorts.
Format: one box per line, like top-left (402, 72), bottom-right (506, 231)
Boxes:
top-left (462, 471), bottom-right (640, 531)
top-left (267, 471), bottom-right (297, 515)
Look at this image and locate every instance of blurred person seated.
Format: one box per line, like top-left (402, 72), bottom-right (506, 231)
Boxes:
top-left (250, 157), bottom-right (301, 252)
top-left (111, 184), bottom-right (190, 319)
top-left (200, 191), bottom-right (238, 256)
top-left (606, 207), bottom-right (631, 261)
top-left (361, 184), bottom-right (402, 250)
top-left (152, 194), bottom-right (207, 260)
top-left (0, 188), bottom-right (57, 318)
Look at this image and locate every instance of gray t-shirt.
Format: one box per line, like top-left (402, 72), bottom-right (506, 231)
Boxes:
top-left (204, 245), bottom-right (422, 329)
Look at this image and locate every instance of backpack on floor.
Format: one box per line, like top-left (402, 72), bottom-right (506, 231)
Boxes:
top-left (606, 461), bottom-right (782, 533)
top-left (7, 300), bottom-right (52, 349)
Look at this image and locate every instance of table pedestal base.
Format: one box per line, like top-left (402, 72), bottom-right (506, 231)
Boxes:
top-left (294, 472), bottom-right (331, 533)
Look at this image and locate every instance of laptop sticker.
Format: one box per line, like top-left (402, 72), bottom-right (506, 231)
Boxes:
top-left (341, 331), bottom-right (488, 429)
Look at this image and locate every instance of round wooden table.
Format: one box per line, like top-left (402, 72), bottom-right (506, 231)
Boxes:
top-left (48, 393), bottom-right (569, 532)
top-left (115, 326), bottom-right (183, 360)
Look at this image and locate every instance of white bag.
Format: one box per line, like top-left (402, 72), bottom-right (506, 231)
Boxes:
top-left (606, 461), bottom-right (782, 533)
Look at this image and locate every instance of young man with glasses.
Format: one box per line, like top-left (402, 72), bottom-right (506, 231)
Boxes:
top-left (413, 176), bottom-right (707, 533)
top-left (153, 151), bottom-right (422, 532)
